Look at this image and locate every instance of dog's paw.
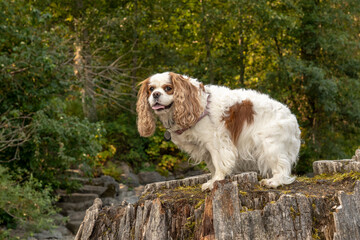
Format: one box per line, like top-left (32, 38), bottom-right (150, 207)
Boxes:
top-left (259, 178), bottom-right (280, 189)
top-left (201, 180), bottom-right (215, 191)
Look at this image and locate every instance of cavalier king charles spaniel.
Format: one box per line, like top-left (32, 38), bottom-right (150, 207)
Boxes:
top-left (136, 72), bottom-right (301, 190)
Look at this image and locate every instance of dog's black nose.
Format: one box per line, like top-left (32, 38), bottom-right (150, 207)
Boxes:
top-left (153, 91), bottom-right (161, 99)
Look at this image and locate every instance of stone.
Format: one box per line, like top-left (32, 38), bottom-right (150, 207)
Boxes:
top-left (90, 175), bottom-right (120, 198)
top-left (28, 225), bottom-right (74, 240)
top-left (59, 193), bottom-right (99, 203)
top-left (56, 200), bottom-right (95, 214)
top-left (66, 220), bottom-right (83, 235)
top-left (138, 171), bottom-right (166, 185)
top-left (77, 185), bottom-right (107, 195)
top-left (67, 211), bottom-right (86, 222)
top-left (120, 162), bottom-right (140, 187)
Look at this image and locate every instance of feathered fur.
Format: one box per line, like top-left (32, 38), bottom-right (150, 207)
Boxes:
top-left (136, 72), bottom-right (301, 190)
top-left (136, 78), bottom-right (156, 137)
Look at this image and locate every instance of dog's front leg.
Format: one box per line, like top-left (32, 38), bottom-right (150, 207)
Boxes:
top-left (201, 142), bottom-right (236, 191)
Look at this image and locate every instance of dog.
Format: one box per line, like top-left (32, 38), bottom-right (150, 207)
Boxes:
top-left (136, 72), bottom-right (301, 190)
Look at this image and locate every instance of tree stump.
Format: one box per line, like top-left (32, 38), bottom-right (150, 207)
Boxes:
top-left (75, 167), bottom-right (360, 239)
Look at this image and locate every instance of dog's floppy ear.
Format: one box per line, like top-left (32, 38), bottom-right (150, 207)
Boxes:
top-left (136, 78), bottom-right (156, 137)
top-left (170, 72), bottom-right (203, 129)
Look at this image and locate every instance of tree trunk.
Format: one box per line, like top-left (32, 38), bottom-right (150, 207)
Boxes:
top-left (75, 163), bottom-right (360, 240)
top-left (74, 0), bottom-right (97, 122)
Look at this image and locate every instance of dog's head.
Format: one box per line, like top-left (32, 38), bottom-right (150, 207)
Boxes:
top-left (136, 72), bottom-right (203, 137)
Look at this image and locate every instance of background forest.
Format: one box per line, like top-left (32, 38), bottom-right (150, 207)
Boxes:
top-left (1, 0), bottom-right (359, 237)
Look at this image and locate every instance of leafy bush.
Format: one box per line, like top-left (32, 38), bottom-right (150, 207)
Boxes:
top-left (0, 98), bottom-right (105, 190)
top-left (0, 165), bottom-right (60, 239)
top-left (101, 161), bottom-right (122, 181)
top-left (26, 103), bottom-right (105, 189)
top-left (102, 113), bottom-right (149, 171)
top-left (146, 126), bottom-right (188, 176)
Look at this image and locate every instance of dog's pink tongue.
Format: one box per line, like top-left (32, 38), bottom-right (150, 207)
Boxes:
top-left (152, 104), bottom-right (165, 110)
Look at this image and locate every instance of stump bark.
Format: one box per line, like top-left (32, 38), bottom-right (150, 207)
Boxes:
top-left (75, 165), bottom-right (360, 240)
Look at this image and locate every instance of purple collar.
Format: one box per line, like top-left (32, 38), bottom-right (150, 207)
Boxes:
top-left (174, 94), bottom-right (210, 135)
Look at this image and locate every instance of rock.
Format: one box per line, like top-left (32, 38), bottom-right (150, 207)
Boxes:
top-left (78, 185), bottom-right (107, 195)
top-left (28, 225), bottom-right (74, 240)
top-left (120, 162), bottom-right (140, 187)
top-left (56, 200), bottom-right (95, 214)
top-left (66, 220), bottom-right (83, 235)
top-left (59, 193), bottom-right (99, 203)
top-left (138, 171), bottom-right (166, 185)
top-left (75, 171), bottom-right (360, 240)
top-left (90, 175), bottom-right (120, 198)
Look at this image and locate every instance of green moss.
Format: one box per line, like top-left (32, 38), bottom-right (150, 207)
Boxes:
top-left (312, 228), bottom-right (321, 239)
top-left (239, 190), bottom-right (248, 196)
top-left (240, 206), bottom-right (254, 213)
top-left (184, 216), bottom-right (196, 238)
top-left (290, 206), bottom-right (297, 220)
top-left (195, 199), bottom-right (205, 209)
top-left (175, 185), bottom-right (201, 192)
top-left (297, 171), bottom-right (360, 183)
top-left (156, 192), bottom-right (166, 198)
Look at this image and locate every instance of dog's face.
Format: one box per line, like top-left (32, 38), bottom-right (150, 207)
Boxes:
top-left (136, 72), bottom-right (203, 137)
top-left (147, 73), bottom-right (174, 115)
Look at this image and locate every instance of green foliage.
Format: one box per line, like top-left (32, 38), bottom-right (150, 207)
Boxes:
top-left (102, 113), bottom-right (149, 171)
top-left (27, 99), bottom-right (104, 189)
top-left (0, 0), bottom-right (72, 114)
top-left (0, 165), bottom-right (60, 238)
top-left (101, 161), bottom-right (122, 182)
top-left (147, 126), bottom-right (188, 176)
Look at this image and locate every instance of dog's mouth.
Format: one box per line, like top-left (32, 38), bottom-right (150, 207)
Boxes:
top-left (152, 102), bottom-right (173, 111)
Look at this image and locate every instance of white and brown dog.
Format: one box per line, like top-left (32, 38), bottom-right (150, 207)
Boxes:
top-left (136, 72), bottom-right (301, 190)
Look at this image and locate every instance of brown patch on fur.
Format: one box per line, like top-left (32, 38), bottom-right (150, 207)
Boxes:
top-left (199, 83), bottom-right (205, 92)
top-left (161, 84), bottom-right (174, 94)
top-left (170, 72), bottom-right (203, 129)
top-left (223, 100), bottom-right (254, 144)
top-left (136, 78), bottom-right (156, 137)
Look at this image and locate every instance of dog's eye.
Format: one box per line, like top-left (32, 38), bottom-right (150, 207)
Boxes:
top-left (164, 86), bottom-right (172, 92)
top-left (149, 87), bottom-right (154, 92)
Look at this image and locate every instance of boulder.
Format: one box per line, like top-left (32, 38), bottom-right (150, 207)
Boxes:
top-left (120, 162), bottom-right (140, 187)
top-left (138, 171), bottom-right (166, 185)
top-left (89, 175), bottom-right (120, 198)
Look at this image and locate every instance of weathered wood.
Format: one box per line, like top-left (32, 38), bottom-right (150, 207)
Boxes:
top-left (74, 198), bottom-right (102, 240)
top-left (333, 181), bottom-right (360, 240)
top-left (76, 171), bottom-right (360, 240)
top-left (313, 159), bottom-right (360, 175)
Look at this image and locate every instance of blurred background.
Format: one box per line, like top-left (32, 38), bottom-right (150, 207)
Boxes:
top-left (1, 0), bottom-right (359, 238)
